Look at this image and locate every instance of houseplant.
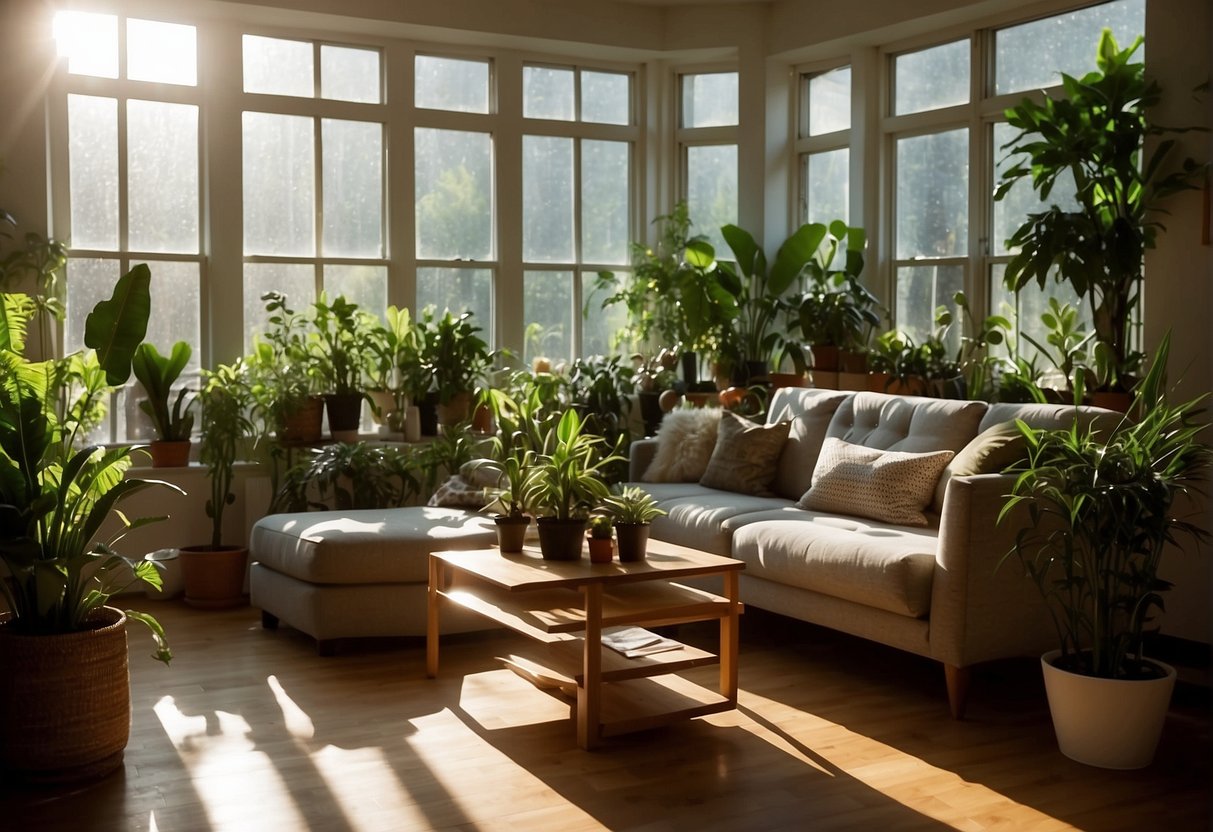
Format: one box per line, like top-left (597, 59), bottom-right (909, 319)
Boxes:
top-left (0, 265), bottom-right (178, 781)
top-left (132, 340), bottom-right (196, 467)
top-left (473, 387), bottom-right (543, 552)
top-left (418, 307), bottom-right (493, 429)
top-left (247, 291), bottom-right (323, 445)
top-left (996, 30), bottom-right (1205, 394)
top-left (587, 514), bottom-right (614, 564)
top-left (310, 292), bottom-right (375, 441)
top-left (179, 359), bottom-right (255, 609)
top-left (272, 441), bottom-right (422, 513)
top-left (600, 485), bottom-right (666, 563)
top-left (364, 304), bottom-right (421, 434)
top-left (999, 333), bottom-right (1211, 768)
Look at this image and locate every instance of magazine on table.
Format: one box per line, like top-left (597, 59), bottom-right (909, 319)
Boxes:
top-left (600, 626), bottom-right (681, 658)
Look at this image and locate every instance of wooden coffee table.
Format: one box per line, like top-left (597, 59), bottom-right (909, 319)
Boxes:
top-left (426, 539), bottom-right (744, 750)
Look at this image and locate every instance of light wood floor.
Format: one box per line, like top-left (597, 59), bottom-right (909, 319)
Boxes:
top-left (4, 600), bottom-right (1210, 831)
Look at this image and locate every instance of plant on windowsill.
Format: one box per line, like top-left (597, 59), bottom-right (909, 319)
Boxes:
top-left (246, 291), bottom-right (324, 447)
top-left (364, 305), bottom-right (422, 435)
top-left (417, 307), bottom-right (494, 429)
top-left (998, 332), bottom-right (1211, 768)
top-left (599, 485), bottom-right (666, 563)
top-left (132, 340), bottom-right (196, 467)
top-left (310, 292), bottom-right (376, 442)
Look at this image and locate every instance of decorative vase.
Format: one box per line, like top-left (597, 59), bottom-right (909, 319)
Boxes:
top-left (281, 395), bottom-right (325, 444)
top-left (325, 392), bottom-right (363, 442)
top-left (148, 439), bottom-right (191, 468)
top-left (494, 515), bottom-right (531, 553)
top-left (587, 537), bottom-right (614, 564)
top-left (179, 545), bottom-right (249, 609)
top-left (1040, 649), bottom-right (1177, 769)
top-left (614, 522), bottom-right (651, 563)
top-left (0, 607), bottom-right (131, 782)
top-left (535, 517), bottom-right (587, 561)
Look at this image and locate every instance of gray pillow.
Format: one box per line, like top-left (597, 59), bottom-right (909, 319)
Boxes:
top-left (699, 411), bottom-right (791, 497)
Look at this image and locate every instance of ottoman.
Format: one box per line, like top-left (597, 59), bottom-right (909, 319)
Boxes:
top-left (249, 506), bottom-right (499, 654)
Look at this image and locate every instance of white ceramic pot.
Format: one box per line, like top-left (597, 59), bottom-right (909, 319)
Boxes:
top-left (1041, 649), bottom-right (1176, 769)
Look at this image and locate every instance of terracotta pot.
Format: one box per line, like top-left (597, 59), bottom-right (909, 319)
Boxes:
top-left (494, 515), bottom-right (530, 553)
top-left (179, 545), bottom-right (249, 609)
top-left (149, 439), bottom-right (191, 468)
top-left (587, 537), bottom-right (614, 564)
top-left (837, 372), bottom-right (869, 392)
top-left (839, 350), bottom-right (868, 373)
top-left (886, 376), bottom-right (928, 396)
top-left (472, 403), bottom-right (494, 433)
top-left (614, 522), bottom-right (651, 563)
top-left (768, 372), bottom-right (806, 389)
top-left (1091, 390), bottom-right (1133, 413)
top-left (535, 517), bottom-right (587, 561)
top-left (0, 607), bottom-right (130, 782)
top-left (809, 344), bottom-right (840, 372)
top-left (436, 390), bottom-right (472, 426)
top-left (868, 371), bottom-right (892, 393)
top-left (325, 392), bottom-right (363, 442)
top-left (281, 395), bottom-right (324, 444)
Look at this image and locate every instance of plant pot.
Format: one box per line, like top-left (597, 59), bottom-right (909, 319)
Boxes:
top-left (768, 372), bottom-right (806, 389)
top-left (179, 545), bottom-right (249, 609)
top-left (680, 350), bottom-right (698, 386)
top-left (839, 350), bottom-right (868, 373)
top-left (149, 439), bottom-right (191, 468)
top-left (419, 392), bottom-right (440, 436)
top-left (587, 537), bottom-right (614, 564)
top-left (684, 391), bottom-right (716, 408)
top-left (1091, 390), bottom-right (1133, 413)
top-left (614, 522), bottom-right (651, 563)
top-left (281, 395), bottom-right (325, 444)
top-left (535, 517), bottom-right (587, 561)
top-left (494, 515), bottom-right (531, 553)
top-left (325, 392), bottom-right (363, 442)
top-left (837, 371), bottom-right (869, 392)
top-left (367, 389), bottom-right (397, 427)
top-left (437, 390), bottom-right (472, 426)
top-left (886, 376), bottom-right (928, 396)
top-left (808, 370), bottom-right (839, 390)
top-left (1041, 650), bottom-right (1176, 769)
top-left (0, 607), bottom-right (130, 782)
top-left (472, 403), bottom-right (494, 433)
top-left (809, 344), bottom-right (840, 372)
top-left (868, 371), bottom-right (892, 393)
top-left (743, 360), bottom-right (770, 385)
top-left (637, 391), bottom-right (663, 436)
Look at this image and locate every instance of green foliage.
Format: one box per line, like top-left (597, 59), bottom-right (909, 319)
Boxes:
top-left (521, 409), bottom-right (621, 521)
top-left (274, 441), bottom-right (422, 513)
top-left (245, 291), bottom-right (317, 438)
top-left (791, 221), bottom-right (881, 368)
top-left (0, 206), bottom-right (67, 358)
top-left (600, 485), bottom-right (666, 525)
top-left (198, 360), bottom-right (255, 550)
top-left (310, 292), bottom-right (377, 396)
top-left (132, 341), bottom-right (195, 442)
top-left (418, 307), bottom-right (493, 405)
top-left (588, 514), bottom-right (613, 539)
top-left (999, 333), bottom-right (1211, 678)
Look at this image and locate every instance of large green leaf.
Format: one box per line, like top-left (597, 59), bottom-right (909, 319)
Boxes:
top-left (0, 293), bottom-right (36, 354)
top-left (769, 223), bottom-right (828, 295)
top-left (84, 263), bottom-right (152, 385)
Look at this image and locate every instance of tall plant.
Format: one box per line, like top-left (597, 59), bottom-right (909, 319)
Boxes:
top-left (996, 30), bottom-right (1205, 389)
top-left (198, 360), bottom-right (254, 550)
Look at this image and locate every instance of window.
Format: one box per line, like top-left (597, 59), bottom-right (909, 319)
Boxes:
top-left (797, 65), bottom-right (851, 228)
top-left (678, 71), bottom-right (738, 255)
top-left (53, 12), bottom-right (202, 441)
top-left (522, 64), bottom-right (634, 362)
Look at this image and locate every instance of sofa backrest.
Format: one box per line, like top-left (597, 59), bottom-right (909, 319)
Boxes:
top-left (767, 387), bottom-right (853, 500)
top-left (979, 400), bottom-right (1123, 434)
top-left (826, 392), bottom-right (988, 454)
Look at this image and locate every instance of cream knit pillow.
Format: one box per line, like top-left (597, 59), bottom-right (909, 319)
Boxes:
top-left (643, 407), bottom-right (722, 483)
top-left (799, 437), bottom-right (954, 526)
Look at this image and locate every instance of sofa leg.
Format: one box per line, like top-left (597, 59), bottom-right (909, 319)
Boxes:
top-left (944, 664), bottom-right (971, 720)
top-left (261, 610), bottom-right (279, 630)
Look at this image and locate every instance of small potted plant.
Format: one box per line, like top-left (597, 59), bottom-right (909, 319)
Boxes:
top-left (247, 291), bottom-right (324, 444)
top-left (587, 515), bottom-right (614, 564)
top-left (132, 340), bottom-right (196, 467)
top-left (600, 485), bottom-right (667, 563)
top-left (364, 305), bottom-right (420, 435)
top-left (418, 307), bottom-right (494, 429)
top-left (310, 293), bottom-right (375, 442)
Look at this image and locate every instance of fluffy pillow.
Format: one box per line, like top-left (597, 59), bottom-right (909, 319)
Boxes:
top-left (799, 437), bottom-right (954, 527)
top-left (932, 421), bottom-right (1028, 511)
top-left (643, 407), bottom-right (722, 483)
top-left (698, 411), bottom-right (791, 497)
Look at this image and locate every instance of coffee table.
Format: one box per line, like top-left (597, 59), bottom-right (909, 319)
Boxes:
top-left (426, 539), bottom-right (744, 750)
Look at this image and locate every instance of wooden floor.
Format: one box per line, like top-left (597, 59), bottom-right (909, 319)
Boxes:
top-left (4, 600), bottom-right (1210, 832)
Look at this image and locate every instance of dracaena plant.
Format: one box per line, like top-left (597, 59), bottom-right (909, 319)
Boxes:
top-left (0, 265), bottom-right (179, 663)
top-left (521, 409), bottom-right (622, 521)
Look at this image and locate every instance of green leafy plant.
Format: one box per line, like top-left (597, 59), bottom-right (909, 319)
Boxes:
top-left (588, 514), bottom-right (613, 539)
top-left (600, 485), bottom-right (667, 525)
top-left (246, 291), bottom-right (319, 437)
top-left (418, 307), bottom-right (494, 405)
top-left (999, 332), bottom-right (1211, 679)
top-left (0, 205), bottom-right (68, 359)
top-left (197, 360), bottom-right (255, 550)
top-left (273, 441), bottom-right (422, 513)
top-left (791, 222), bottom-right (880, 368)
top-left (132, 340), bottom-right (195, 442)
top-left (521, 409), bottom-right (621, 521)
top-left (0, 265), bottom-right (177, 663)
top-left (1020, 298), bottom-right (1096, 397)
top-left (310, 293), bottom-right (376, 396)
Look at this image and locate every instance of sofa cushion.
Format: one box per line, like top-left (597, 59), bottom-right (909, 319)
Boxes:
top-left (699, 411), bottom-right (791, 497)
top-left (649, 491), bottom-right (796, 555)
top-left (730, 512), bottom-right (939, 617)
top-left (934, 420), bottom-right (1027, 509)
top-left (799, 438), bottom-right (954, 527)
top-left (771, 390), bottom-right (852, 500)
top-left (642, 407), bottom-right (721, 483)
top-left (827, 392), bottom-right (986, 454)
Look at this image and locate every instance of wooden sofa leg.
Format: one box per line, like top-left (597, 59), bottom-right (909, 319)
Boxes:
top-left (261, 610), bottom-right (279, 630)
top-left (945, 664), bottom-right (971, 720)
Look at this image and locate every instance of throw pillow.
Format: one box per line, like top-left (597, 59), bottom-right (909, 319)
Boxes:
top-left (799, 437), bottom-right (954, 527)
top-left (643, 407), bottom-right (722, 483)
top-left (698, 410), bottom-right (791, 497)
top-left (932, 420), bottom-right (1028, 511)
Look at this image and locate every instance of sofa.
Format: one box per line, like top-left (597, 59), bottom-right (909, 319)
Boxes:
top-left (628, 387), bottom-right (1116, 718)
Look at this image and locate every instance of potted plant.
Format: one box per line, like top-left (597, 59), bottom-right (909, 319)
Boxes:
top-left (179, 359), bottom-right (256, 609)
top-left (364, 305), bottom-right (420, 435)
top-left (587, 514), bottom-right (614, 564)
top-left (996, 30), bottom-right (1204, 396)
top-left (472, 387), bottom-right (542, 553)
top-left (272, 441), bottom-right (422, 513)
top-left (418, 307), bottom-right (494, 429)
top-left (247, 291), bottom-right (324, 445)
top-left (600, 485), bottom-right (666, 563)
top-left (0, 265), bottom-right (178, 782)
top-left (520, 408), bottom-right (620, 561)
top-left (999, 333), bottom-right (1211, 768)
top-left (310, 292), bottom-right (375, 441)
top-left (132, 340), bottom-right (196, 467)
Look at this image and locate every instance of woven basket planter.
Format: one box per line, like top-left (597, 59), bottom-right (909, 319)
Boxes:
top-left (0, 606), bottom-right (130, 782)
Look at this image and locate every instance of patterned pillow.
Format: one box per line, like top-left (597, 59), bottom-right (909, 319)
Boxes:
top-left (799, 437), bottom-right (954, 526)
top-left (698, 411), bottom-right (791, 497)
top-left (643, 407), bottom-right (722, 483)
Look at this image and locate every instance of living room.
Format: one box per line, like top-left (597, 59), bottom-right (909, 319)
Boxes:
top-left (1, 0), bottom-right (1211, 828)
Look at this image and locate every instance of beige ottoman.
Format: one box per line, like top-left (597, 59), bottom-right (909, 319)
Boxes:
top-left (250, 506), bottom-right (498, 654)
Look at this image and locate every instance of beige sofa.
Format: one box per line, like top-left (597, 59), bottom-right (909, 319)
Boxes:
top-left (629, 387), bottom-right (1115, 718)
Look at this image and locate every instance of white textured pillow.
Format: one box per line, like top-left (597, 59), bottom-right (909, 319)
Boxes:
top-left (643, 407), bottom-right (722, 483)
top-left (798, 437), bottom-right (954, 527)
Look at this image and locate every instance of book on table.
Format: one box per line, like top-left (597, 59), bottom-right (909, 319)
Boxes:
top-left (600, 626), bottom-right (682, 658)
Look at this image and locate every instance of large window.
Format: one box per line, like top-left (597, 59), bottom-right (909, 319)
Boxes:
top-left (678, 71), bottom-right (738, 255)
top-left (797, 65), bottom-right (851, 229)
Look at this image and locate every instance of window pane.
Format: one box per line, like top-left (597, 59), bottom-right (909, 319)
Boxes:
top-left (894, 40), bottom-right (970, 115)
top-left (681, 72), bottom-right (739, 128)
top-left (322, 119), bottom-right (383, 258)
top-left (54, 12), bottom-right (118, 79)
top-left (243, 35), bottom-right (313, 97)
top-left (895, 264), bottom-right (964, 348)
top-left (127, 19), bottom-right (197, 86)
top-left (581, 270), bottom-right (629, 357)
top-left (581, 71), bottom-right (629, 125)
top-left (243, 263), bottom-right (314, 350)
top-left (523, 136), bottom-right (574, 263)
top-left (896, 129), bottom-right (968, 258)
top-left (686, 144), bottom-right (737, 255)
top-left (802, 148), bottom-right (849, 226)
top-left (324, 264), bottom-right (387, 320)
top-left (990, 263), bottom-right (1088, 369)
top-left (581, 140), bottom-right (630, 265)
top-left (243, 112), bottom-right (315, 256)
top-left (524, 270), bottom-right (573, 364)
top-left (416, 267), bottom-right (493, 342)
top-left (64, 258), bottom-right (121, 353)
top-left (807, 66), bottom-right (851, 136)
top-left (415, 56), bottom-right (489, 114)
top-left (128, 100), bottom-right (199, 254)
top-left (321, 45), bottom-right (380, 103)
top-left (67, 94), bottom-right (119, 250)
top-left (523, 66), bottom-right (574, 120)
top-left (414, 129), bottom-right (493, 260)
top-left (135, 260), bottom-right (201, 370)
top-left (995, 0), bottom-right (1144, 95)
top-left (992, 122), bottom-right (1078, 254)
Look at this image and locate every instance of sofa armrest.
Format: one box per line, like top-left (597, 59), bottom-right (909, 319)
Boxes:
top-left (628, 437), bottom-right (660, 482)
top-left (929, 473), bottom-right (1057, 668)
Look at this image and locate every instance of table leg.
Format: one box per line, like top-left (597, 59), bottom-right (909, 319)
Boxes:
top-left (426, 555), bottom-right (441, 678)
top-left (720, 570), bottom-right (739, 704)
top-left (577, 583), bottom-right (603, 750)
